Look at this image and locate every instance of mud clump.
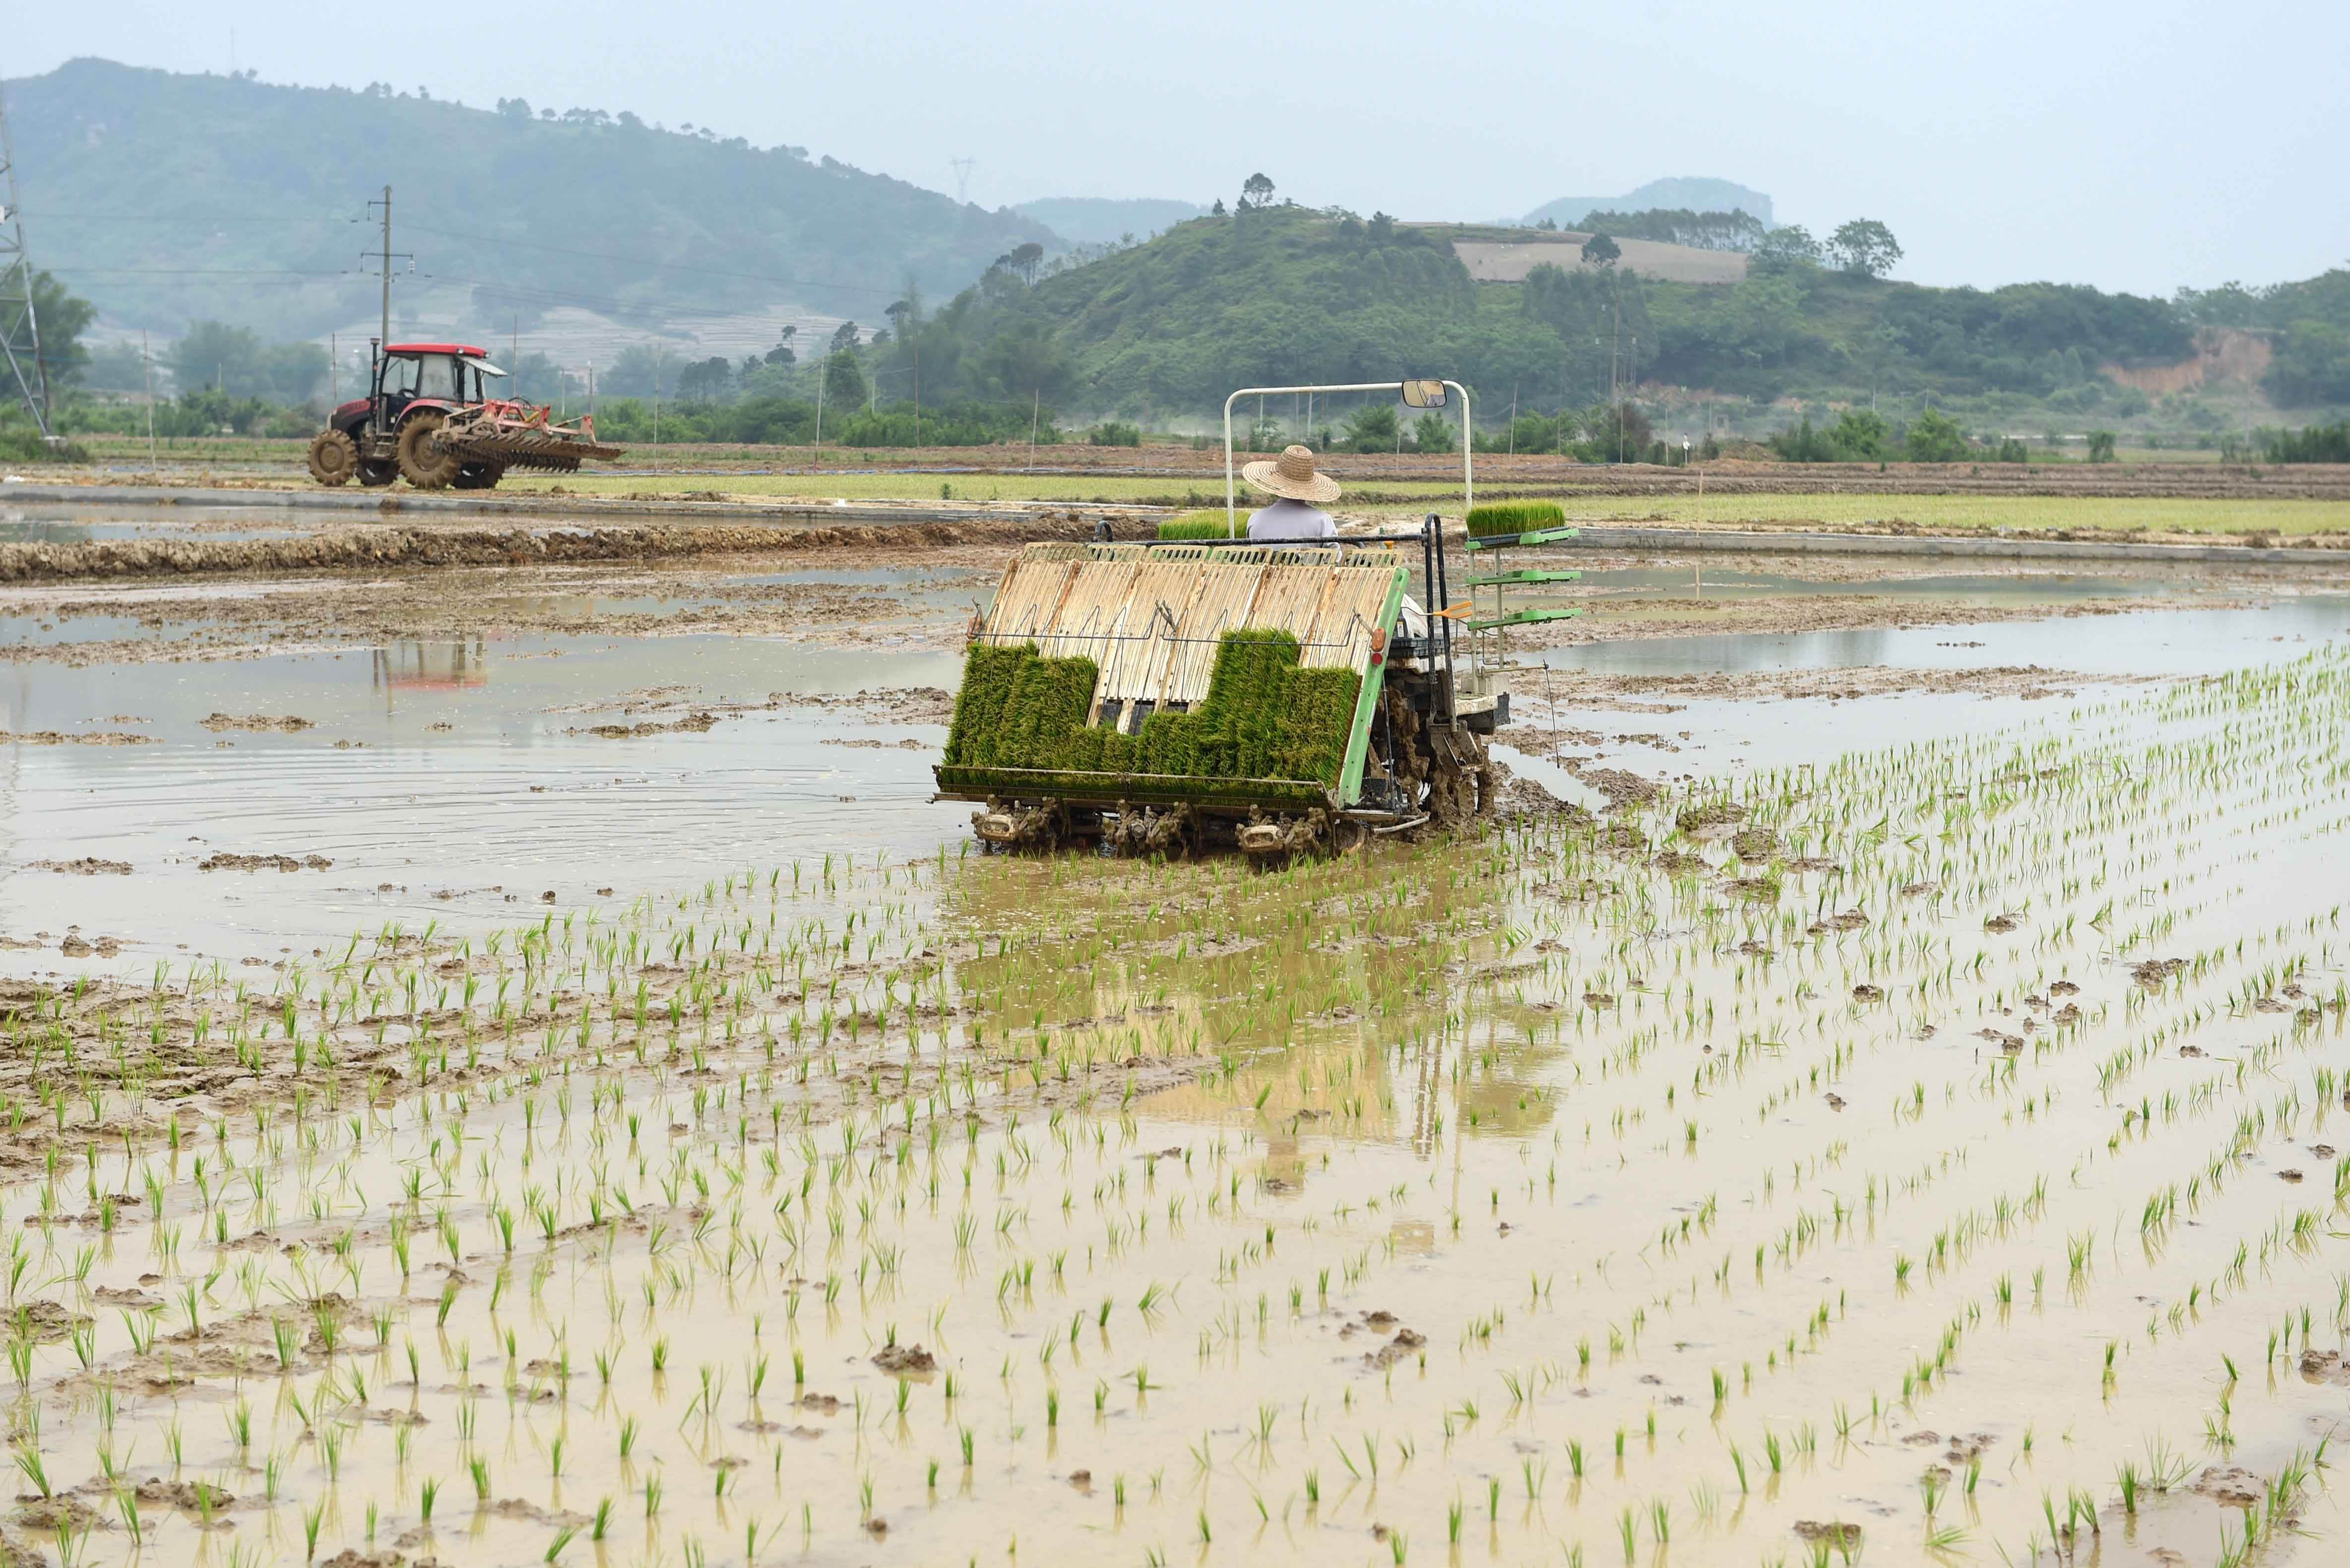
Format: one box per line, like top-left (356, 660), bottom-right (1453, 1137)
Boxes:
top-left (1362, 1328), bottom-right (1425, 1369)
top-left (58, 933), bottom-right (121, 958)
top-left (1983, 912), bottom-right (2023, 933)
top-left (199, 852), bottom-right (332, 872)
top-left (134, 1478), bottom-right (236, 1512)
top-left (0, 729), bottom-right (152, 746)
top-left (1572, 767), bottom-right (1658, 810)
top-left (10, 1300), bottom-right (88, 1343)
top-left (871, 1343), bottom-right (937, 1375)
top-left (1730, 827), bottom-right (1780, 860)
top-left (2192, 1466), bottom-right (2264, 1507)
top-left (1675, 799), bottom-right (1746, 835)
top-left (29, 857), bottom-right (131, 875)
top-left (1793, 1522), bottom-right (1862, 1549)
top-left (2132, 958), bottom-right (2186, 990)
top-left (575, 713), bottom-right (719, 739)
top-left (199, 713), bottom-right (314, 732)
top-left (10, 1496), bottom-right (106, 1533)
top-left (769, 686), bottom-right (958, 725)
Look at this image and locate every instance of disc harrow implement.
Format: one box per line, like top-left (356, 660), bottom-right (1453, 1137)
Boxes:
top-left (433, 402), bottom-right (624, 473)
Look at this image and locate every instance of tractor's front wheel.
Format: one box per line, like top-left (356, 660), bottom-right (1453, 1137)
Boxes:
top-left (306, 428), bottom-right (359, 487)
top-left (396, 413), bottom-right (462, 489)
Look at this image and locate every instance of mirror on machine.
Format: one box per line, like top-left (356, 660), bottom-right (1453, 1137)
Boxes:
top-left (1399, 379), bottom-right (1447, 409)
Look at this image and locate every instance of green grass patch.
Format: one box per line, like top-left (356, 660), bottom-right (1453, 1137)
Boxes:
top-left (1466, 500), bottom-right (1567, 538)
top-left (0, 429), bottom-right (94, 464)
top-left (1157, 510), bottom-right (1240, 541)
top-left (940, 631), bottom-right (1361, 799)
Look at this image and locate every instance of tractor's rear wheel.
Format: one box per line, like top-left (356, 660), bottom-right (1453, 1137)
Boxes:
top-left (396, 413), bottom-right (462, 489)
top-left (452, 462), bottom-right (505, 491)
top-left (306, 428), bottom-right (359, 487)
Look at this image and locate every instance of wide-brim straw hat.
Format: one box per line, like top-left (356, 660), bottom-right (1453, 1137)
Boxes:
top-left (1242, 444), bottom-right (1342, 504)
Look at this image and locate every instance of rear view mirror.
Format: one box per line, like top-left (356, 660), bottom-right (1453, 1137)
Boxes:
top-left (1399, 379), bottom-right (1447, 409)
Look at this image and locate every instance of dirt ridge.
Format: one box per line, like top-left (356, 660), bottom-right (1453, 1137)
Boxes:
top-left (0, 517), bottom-right (1105, 585)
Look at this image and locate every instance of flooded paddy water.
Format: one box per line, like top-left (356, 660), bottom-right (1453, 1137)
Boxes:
top-left (0, 505), bottom-right (2347, 1565)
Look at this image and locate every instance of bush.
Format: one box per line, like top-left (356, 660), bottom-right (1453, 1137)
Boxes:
top-left (1411, 411), bottom-right (1457, 453)
top-left (1466, 500), bottom-right (1567, 539)
top-left (1994, 437), bottom-right (2029, 464)
top-left (2086, 429), bottom-right (2118, 463)
top-left (1343, 405), bottom-right (1399, 453)
top-left (1905, 408), bottom-right (1969, 463)
top-left (2262, 422), bottom-right (2350, 463)
top-left (0, 429), bottom-right (93, 464)
top-left (1501, 414), bottom-right (1558, 454)
top-left (1767, 419), bottom-right (1841, 462)
top-left (1089, 421), bottom-right (1142, 447)
top-left (1157, 510), bottom-right (1239, 540)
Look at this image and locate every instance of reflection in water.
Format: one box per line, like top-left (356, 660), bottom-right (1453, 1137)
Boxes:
top-left (940, 839), bottom-right (1560, 1181)
top-left (371, 640), bottom-right (491, 703)
top-left (0, 522), bottom-right (96, 546)
top-left (1536, 598), bottom-right (2350, 678)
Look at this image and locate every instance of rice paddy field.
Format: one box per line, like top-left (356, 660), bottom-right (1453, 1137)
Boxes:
top-left (2, 499), bottom-right (2350, 1567)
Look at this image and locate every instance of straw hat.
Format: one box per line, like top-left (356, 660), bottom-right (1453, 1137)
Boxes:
top-left (1241, 444), bottom-right (1342, 504)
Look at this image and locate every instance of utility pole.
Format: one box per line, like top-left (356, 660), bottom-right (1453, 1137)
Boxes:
top-left (141, 329), bottom-right (157, 475)
top-left (0, 79), bottom-right (55, 438)
top-left (369, 186), bottom-right (394, 347)
top-left (949, 158), bottom-right (975, 205)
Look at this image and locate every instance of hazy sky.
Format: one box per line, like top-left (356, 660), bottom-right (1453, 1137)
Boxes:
top-left (13, 0), bottom-right (2347, 295)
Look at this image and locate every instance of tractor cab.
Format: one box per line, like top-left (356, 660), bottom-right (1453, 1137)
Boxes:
top-left (373, 343), bottom-right (505, 430)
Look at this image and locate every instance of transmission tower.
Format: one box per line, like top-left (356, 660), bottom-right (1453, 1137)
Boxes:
top-left (0, 80), bottom-right (53, 438)
top-left (949, 158), bottom-right (975, 205)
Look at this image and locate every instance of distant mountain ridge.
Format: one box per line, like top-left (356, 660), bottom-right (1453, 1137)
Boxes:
top-left (1013, 198), bottom-right (1208, 247)
top-left (4, 58), bottom-right (1056, 338)
top-left (1523, 178), bottom-right (1773, 229)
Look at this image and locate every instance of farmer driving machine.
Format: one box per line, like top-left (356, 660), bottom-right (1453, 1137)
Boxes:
top-left (306, 341), bottom-right (623, 490)
top-left (935, 379), bottom-right (1543, 859)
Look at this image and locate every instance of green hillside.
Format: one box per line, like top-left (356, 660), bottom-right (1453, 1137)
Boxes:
top-left (862, 205), bottom-right (2350, 427)
top-left (4, 59), bottom-right (1056, 337)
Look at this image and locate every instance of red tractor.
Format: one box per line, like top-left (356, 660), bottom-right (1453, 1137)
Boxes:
top-left (306, 340), bottom-right (622, 490)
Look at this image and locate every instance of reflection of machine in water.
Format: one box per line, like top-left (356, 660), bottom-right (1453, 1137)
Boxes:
top-left (941, 839), bottom-right (1556, 1166)
top-left (371, 641), bottom-right (490, 709)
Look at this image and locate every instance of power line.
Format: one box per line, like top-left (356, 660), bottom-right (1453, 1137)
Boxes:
top-left (43, 267), bottom-right (352, 276)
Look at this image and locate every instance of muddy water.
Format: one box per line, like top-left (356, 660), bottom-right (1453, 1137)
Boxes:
top-left (0, 634), bottom-right (965, 973)
top-left (6, 657), bottom-right (2350, 1568)
top-left (0, 559), bottom-right (2348, 1566)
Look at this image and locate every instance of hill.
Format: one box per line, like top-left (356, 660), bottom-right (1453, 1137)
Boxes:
top-left (1525, 178), bottom-right (1774, 230)
top-left (4, 59), bottom-right (1055, 339)
top-left (1013, 198), bottom-right (1207, 247)
top-left (850, 205), bottom-right (2350, 429)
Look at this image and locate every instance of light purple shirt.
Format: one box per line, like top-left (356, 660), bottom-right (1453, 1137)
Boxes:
top-left (1246, 498), bottom-right (1338, 540)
